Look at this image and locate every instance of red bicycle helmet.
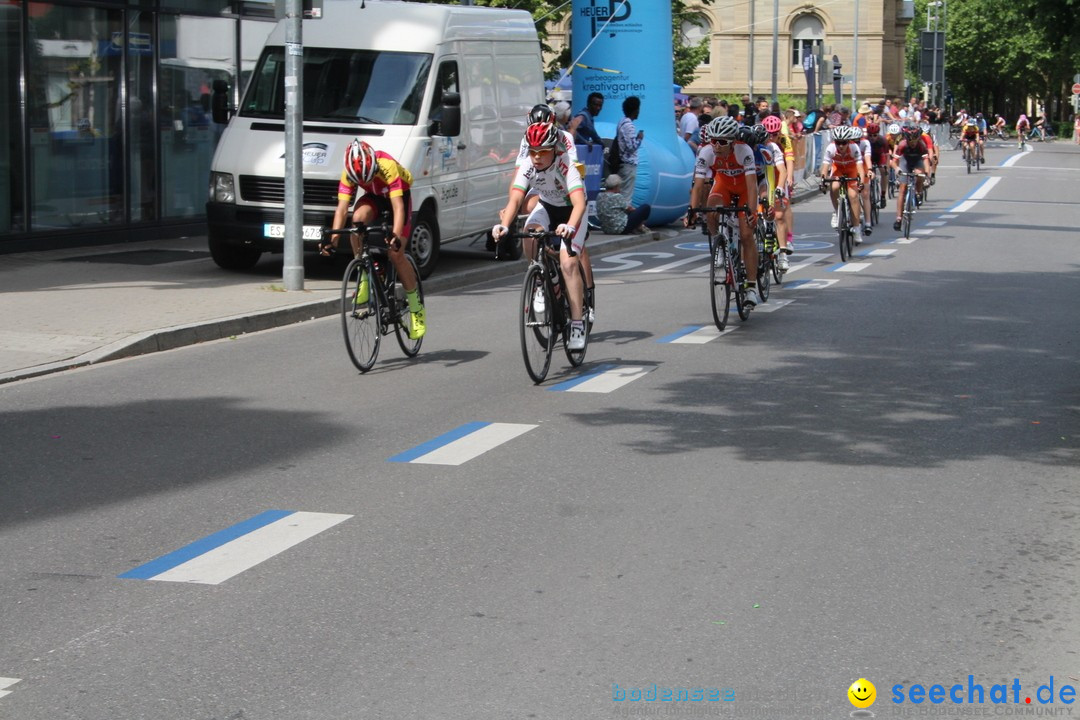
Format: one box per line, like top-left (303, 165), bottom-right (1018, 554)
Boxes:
top-left (344, 139), bottom-right (377, 185)
top-left (525, 121), bottom-right (560, 150)
top-left (866, 122), bottom-right (880, 135)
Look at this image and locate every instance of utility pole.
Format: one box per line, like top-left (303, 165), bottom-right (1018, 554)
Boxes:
top-left (749, 0), bottom-right (755, 98)
top-left (770, 0), bottom-right (779, 103)
top-left (283, 0), bottom-right (304, 290)
top-left (853, 0), bottom-right (859, 107)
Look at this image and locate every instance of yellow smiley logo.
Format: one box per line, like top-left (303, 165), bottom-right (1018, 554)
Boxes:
top-left (848, 678), bottom-right (876, 709)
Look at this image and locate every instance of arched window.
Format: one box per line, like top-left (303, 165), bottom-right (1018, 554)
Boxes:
top-left (791, 14), bottom-right (824, 68)
top-left (681, 16), bottom-right (711, 66)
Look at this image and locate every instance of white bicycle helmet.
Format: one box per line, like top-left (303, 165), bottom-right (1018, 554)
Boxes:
top-left (708, 115), bottom-right (740, 140)
top-left (887, 123), bottom-right (901, 136)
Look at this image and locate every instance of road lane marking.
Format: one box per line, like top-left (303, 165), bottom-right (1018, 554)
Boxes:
top-left (828, 262), bottom-right (871, 272)
top-left (783, 279), bottom-right (840, 290)
top-left (549, 364), bottom-right (654, 393)
top-left (925, 221), bottom-right (946, 226)
top-left (752, 299), bottom-right (795, 313)
top-left (658, 325), bottom-right (737, 343)
top-left (0, 677), bottom-right (20, 699)
top-left (948, 176), bottom-right (1001, 212)
top-left (388, 422), bottom-right (536, 465)
top-left (938, 214), bottom-right (958, 219)
top-left (856, 248), bottom-right (897, 257)
top-left (119, 511), bottom-right (351, 585)
top-left (644, 254), bottom-right (708, 273)
top-left (890, 237), bottom-right (918, 244)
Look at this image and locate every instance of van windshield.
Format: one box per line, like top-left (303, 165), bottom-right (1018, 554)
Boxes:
top-left (241, 47), bottom-right (432, 125)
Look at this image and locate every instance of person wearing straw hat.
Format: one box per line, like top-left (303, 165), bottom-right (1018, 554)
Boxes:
top-left (596, 174), bottom-right (651, 235)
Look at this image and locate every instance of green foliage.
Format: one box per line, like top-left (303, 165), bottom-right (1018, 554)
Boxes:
top-left (907, 0), bottom-right (1079, 120)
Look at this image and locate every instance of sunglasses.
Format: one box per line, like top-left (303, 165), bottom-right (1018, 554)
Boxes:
top-left (712, 138), bottom-right (732, 147)
top-left (834, 140), bottom-right (851, 145)
top-left (527, 147), bottom-right (554, 155)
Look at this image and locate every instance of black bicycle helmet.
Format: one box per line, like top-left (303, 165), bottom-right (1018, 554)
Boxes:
top-left (527, 104), bottom-right (554, 125)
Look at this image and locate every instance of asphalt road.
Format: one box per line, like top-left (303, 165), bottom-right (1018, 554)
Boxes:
top-left (1, 138), bottom-right (1077, 720)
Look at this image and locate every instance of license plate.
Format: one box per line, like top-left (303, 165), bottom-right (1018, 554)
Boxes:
top-left (263, 223), bottom-right (324, 240)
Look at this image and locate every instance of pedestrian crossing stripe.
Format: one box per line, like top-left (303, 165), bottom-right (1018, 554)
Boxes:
top-left (548, 364), bottom-right (655, 393)
top-left (890, 237), bottom-right (918, 244)
top-left (658, 325), bottom-right (737, 343)
top-left (118, 510), bottom-right (351, 585)
top-left (388, 422), bottom-right (536, 465)
top-left (856, 248), bottom-right (897, 257)
top-left (0, 678), bottom-right (20, 699)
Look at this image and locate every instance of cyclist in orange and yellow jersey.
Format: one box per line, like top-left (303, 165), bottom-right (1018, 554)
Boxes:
top-left (327, 138), bottom-right (426, 339)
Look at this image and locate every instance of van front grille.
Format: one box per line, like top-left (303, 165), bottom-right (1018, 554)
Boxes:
top-left (239, 176), bottom-right (339, 206)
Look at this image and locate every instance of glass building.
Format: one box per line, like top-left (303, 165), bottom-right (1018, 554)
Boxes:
top-left (0, 0), bottom-right (278, 252)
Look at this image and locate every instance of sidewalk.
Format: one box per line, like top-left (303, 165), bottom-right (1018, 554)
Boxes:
top-left (0, 186), bottom-right (818, 385)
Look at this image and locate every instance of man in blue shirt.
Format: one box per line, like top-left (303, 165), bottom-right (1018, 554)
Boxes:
top-left (615, 96), bottom-right (644, 200)
top-left (572, 92), bottom-right (604, 146)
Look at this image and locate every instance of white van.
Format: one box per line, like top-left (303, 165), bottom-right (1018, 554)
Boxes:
top-left (206, 0), bottom-right (543, 276)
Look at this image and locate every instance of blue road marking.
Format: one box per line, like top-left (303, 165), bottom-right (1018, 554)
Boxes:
top-left (387, 422), bottom-right (491, 463)
top-left (548, 364), bottom-right (617, 392)
top-left (118, 510), bottom-right (294, 580)
top-left (657, 326), bottom-right (706, 343)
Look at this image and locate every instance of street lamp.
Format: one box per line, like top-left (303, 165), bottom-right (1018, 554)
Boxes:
top-left (927, 0), bottom-right (943, 108)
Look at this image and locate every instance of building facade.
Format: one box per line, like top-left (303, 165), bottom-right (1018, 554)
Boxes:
top-left (0, 0), bottom-right (277, 252)
top-left (549, 1), bottom-right (914, 108)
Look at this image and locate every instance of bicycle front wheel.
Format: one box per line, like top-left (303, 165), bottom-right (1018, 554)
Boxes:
top-left (903, 191), bottom-right (914, 239)
top-left (341, 257), bottom-right (381, 372)
top-left (520, 264), bottom-right (554, 383)
top-left (710, 237), bottom-right (731, 331)
top-left (393, 254), bottom-right (424, 357)
top-left (837, 197), bottom-right (850, 262)
top-left (755, 229), bottom-right (771, 302)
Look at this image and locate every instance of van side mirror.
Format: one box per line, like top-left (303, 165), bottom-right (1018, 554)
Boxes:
top-left (211, 79), bottom-right (233, 124)
top-left (430, 91), bottom-right (461, 137)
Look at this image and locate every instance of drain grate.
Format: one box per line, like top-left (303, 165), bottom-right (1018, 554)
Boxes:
top-left (60, 249), bottom-right (212, 265)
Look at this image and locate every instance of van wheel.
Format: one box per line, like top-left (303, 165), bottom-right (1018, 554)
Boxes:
top-left (409, 210), bottom-right (439, 279)
top-left (209, 234), bottom-right (262, 270)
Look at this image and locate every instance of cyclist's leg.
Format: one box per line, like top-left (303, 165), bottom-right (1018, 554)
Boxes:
top-left (351, 198), bottom-right (379, 257)
top-left (739, 206), bottom-right (758, 284)
top-left (847, 179), bottom-right (862, 228)
top-left (894, 162), bottom-right (907, 225)
top-left (520, 193), bottom-right (542, 260)
top-left (559, 244), bottom-right (585, 322)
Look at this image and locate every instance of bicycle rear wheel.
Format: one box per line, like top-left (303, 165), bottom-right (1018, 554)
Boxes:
top-left (393, 254), bottom-right (424, 357)
top-left (341, 257), bottom-right (381, 372)
top-left (709, 237), bottom-right (731, 331)
top-left (520, 264), bottom-right (554, 383)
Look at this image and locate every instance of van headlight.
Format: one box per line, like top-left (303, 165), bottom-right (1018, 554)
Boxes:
top-left (210, 172), bottom-right (236, 203)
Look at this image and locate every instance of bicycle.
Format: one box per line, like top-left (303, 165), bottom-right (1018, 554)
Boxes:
top-left (510, 228), bottom-right (591, 384)
top-left (898, 171), bottom-right (921, 240)
top-left (689, 202), bottom-right (755, 330)
top-left (867, 171), bottom-right (883, 227)
top-left (962, 137), bottom-right (979, 173)
top-left (822, 176), bottom-right (861, 262)
top-left (757, 196), bottom-right (784, 288)
top-left (324, 224), bottom-right (424, 373)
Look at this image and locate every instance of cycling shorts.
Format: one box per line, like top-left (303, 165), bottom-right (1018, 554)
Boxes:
top-left (354, 190), bottom-right (412, 240)
top-left (705, 189), bottom-right (752, 224)
top-left (525, 200), bottom-right (585, 256)
top-left (897, 157), bottom-right (924, 174)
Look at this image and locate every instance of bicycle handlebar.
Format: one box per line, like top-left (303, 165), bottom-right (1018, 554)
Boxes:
top-left (320, 224), bottom-right (399, 251)
top-left (687, 205), bottom-right (753, 215)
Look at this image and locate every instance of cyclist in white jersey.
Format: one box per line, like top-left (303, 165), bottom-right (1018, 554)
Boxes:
top-left (493, 122), bottom-right (588, 350)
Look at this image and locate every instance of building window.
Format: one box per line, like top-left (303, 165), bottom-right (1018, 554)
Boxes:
top-left (681, 16), bottom-right (711, 66)
top-left (791, 14), bottom-right (824, 67)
